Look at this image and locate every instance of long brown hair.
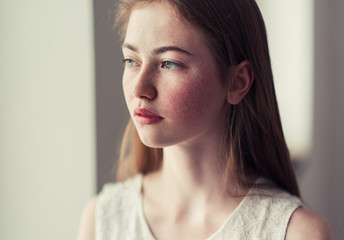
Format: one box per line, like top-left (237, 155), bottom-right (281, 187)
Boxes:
top-left (115, 0), bottom-right (300, 197)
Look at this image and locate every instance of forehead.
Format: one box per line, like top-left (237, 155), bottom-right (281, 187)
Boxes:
top-left (123, 2), bottom-right (207, 50)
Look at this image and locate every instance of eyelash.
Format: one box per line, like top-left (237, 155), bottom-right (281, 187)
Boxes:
top-left (122, 58), bottom-right (139, 68)
top-left (122, 58), bottom-right (184, 71)
top-left (160, 60), bottom-right (183, 70)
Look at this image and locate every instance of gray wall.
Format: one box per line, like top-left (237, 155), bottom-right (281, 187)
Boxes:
top-left (299, 0), bottom-right (344, 239)
top-left (93, 0), bottom-right (129, 191)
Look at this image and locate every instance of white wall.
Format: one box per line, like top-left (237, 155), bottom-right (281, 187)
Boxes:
top-left (257, 0), bottom-right (314, 161)
top-left (0, 1), bottom-right (96, 239)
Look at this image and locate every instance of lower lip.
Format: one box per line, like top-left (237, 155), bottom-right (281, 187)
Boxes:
top-left (135, 115), bottom-right (163, 125)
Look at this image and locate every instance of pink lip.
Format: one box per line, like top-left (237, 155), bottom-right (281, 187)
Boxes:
top-left (134, 108), bottom-right (163, 125)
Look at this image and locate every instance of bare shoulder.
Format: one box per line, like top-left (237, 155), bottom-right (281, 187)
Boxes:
top-left (77, 196), bottom-right (98, 240)
top-left (286, 207), bottom-right (334, 240)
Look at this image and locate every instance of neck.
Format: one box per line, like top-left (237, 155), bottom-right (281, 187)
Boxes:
top-left (153, 127), bottom-right (243, 208)
top-left (163, 144), bottom-right (225, 195)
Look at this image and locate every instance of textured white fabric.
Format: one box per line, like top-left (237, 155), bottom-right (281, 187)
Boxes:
top-left (96, 174), bottom-right (302, 240)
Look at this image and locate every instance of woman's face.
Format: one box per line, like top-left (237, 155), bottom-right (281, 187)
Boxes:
top-left (122, 2), bottom-right (228, 148)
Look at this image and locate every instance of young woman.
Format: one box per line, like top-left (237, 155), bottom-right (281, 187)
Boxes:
top-left (78, 0), bottom-right (333, 239)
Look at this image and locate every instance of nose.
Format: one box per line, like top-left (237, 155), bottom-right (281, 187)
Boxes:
top-left (132, 65), bottom-right (157, 100)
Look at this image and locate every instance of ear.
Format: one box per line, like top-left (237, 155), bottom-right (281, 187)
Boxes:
top-left (226, 60), bottom-right (254, 105)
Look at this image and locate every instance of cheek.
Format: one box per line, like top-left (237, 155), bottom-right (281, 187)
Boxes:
top-left (165, 76), bottom-right (214, 123)
top-left (122, 75), bottom-right (133, 107)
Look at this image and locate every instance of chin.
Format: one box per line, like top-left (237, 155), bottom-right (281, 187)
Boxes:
top-left (138, 132), bottom-right (179, 149)
top-left (140, 140), bottom-right (167, 149)
top-left (138, 134), bottom-right (165, 148)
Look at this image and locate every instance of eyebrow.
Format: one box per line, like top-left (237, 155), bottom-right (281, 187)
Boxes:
top-left (122, 43), bottom-right (192, 56)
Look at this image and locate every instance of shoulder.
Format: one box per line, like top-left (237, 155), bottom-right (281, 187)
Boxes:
top-left (77, 196), bottom-right (98, 240)
top-left (286, 208), bottom-right (334, 240)
top-left (76, 175), bottom-right (142, 240)
top-left (98, 174), bottom-right (143, 207)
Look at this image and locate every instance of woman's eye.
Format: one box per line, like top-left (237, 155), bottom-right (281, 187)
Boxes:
top-left (123, 58), bottom-right (138, 68)
top-left (161, 60), bottom-right (181, 70)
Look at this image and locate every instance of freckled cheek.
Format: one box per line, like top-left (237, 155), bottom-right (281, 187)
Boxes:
top-left (164, 81), bottom-right (211, 124)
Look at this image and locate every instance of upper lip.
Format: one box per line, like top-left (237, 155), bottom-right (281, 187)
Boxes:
top-left (134, 108), bottom-right (163, 118)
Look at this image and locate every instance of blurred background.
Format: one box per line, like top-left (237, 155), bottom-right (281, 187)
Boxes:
top-left (0, 0), bottom-right (343, 239)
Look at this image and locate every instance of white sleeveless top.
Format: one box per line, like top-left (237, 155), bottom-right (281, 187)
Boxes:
top-left (96, 174), bottom-right (302, 240)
